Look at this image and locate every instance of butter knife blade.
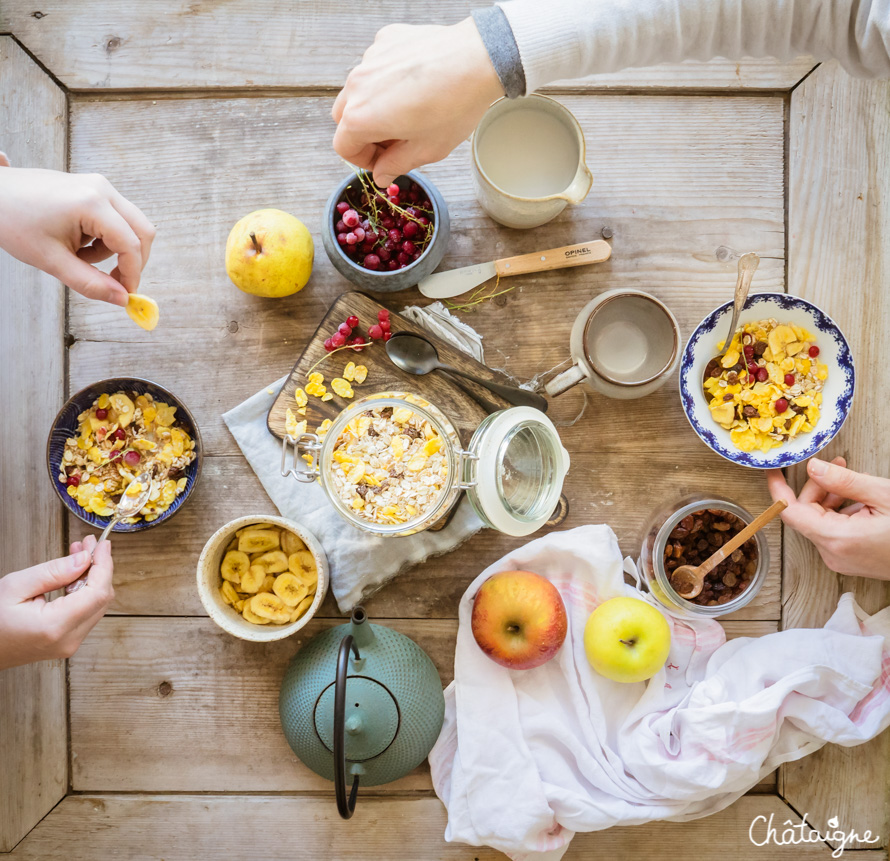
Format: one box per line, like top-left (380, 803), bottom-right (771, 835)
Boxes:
top-left (418, 261), bottom-right (497, 299)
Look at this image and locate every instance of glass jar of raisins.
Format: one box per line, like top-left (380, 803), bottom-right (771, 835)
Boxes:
top-left (638, 494), bottom-right (769, 617)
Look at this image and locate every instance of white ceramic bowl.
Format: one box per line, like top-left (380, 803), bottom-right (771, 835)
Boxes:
top-left (680, 293), bottom-right (855, 469)
top-left (197, 515), bottom-right (329, 642)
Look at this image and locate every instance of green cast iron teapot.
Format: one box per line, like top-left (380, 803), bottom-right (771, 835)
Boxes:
top-left (279, 606), bottom-right (445, 818)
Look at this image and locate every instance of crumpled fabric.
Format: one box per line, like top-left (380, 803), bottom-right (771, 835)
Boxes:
top-left (429, 524), bottom-right (890, 860)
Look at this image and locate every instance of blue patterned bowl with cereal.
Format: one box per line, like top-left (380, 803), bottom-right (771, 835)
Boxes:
top-left (680, 294), bottom-right (854, 469)
top-left (46, 377), bottom-right (203, 531)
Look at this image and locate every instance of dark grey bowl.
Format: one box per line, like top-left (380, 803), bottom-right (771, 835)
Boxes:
top-left (322, 170), bottom-right (450, 293)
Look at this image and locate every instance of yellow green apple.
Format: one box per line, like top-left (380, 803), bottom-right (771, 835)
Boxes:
top-left (471, 570), bottom-right (567, 670)
top-left (583, 596), bottom-right (671, 683)
top-left (225, 208), bottom-right (313, 298)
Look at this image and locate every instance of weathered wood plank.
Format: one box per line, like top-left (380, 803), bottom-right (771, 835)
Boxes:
top-left (68, 616), bottom-right (777, 793)
top-left (0, 35), bottom-right (68, 853)
top-left (0, 1), bottom-right (815, 92)
top-left (9, 794), bottom-right (884, 860)
top-left (69, 450), bottom-right (782, 621)
top-left (783, 61), bottom-right (890, 849)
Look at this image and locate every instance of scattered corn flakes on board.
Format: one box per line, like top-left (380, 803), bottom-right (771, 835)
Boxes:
top-left (267, 291), bottom-right (513, 445)
top-left (218, 523), bottom-right (319, 625)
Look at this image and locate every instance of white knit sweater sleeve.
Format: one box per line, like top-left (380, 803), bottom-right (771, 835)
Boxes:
top-left (494, 0), bottom-right (890, 93)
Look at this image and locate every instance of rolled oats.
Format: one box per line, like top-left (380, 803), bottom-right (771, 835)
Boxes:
top-left (328, 405), bottom-right (448, 525)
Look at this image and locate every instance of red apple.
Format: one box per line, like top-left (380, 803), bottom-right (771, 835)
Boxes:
top-left (471, 570), bottom-right (567, 669)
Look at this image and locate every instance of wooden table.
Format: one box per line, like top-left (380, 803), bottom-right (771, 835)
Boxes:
top-left (1, 4), bottom-right (888, 858)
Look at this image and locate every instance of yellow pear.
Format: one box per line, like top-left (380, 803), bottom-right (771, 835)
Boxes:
top-left (225, 209), bottom-right (313, 298)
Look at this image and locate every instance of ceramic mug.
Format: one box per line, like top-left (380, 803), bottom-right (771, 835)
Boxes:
top-left (545, 289), bottom-right (681, 400)
top-left (471, 94), bottom-right (593, 229)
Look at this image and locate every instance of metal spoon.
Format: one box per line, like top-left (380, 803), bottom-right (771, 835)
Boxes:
top-left (669, 499), bottom-right (786, 600)
top-left (702, 251), bottom-right (760, 395)
top-left (385, 332), bottom-right (548, 412)
top-left (65, 468), bottom-right (156, 594)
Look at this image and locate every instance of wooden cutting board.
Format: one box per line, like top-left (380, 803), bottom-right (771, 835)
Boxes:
top-left (267, 292), bottom-right (515, 444)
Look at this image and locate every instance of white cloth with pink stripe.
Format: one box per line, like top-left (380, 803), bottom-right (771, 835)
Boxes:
top-left (429, 525), bottom-right (890, 860)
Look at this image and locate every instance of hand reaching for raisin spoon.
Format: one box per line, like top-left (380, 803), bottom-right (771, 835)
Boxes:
top-left (767, 456), bottom-right (890, 580)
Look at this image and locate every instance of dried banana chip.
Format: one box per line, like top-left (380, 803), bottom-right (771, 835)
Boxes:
top-left (288, 550), bottom-right (316, 576)
top-left (272, 573), bottom-right (309, 608)
top-left (238, 529), bottom-right (280, 554)
top-left (254, 550), bottom-right (288, 574)
top-left (250, 592), bottom-right (290, 623)
top-left (220, 581), bottom-right (239, 605)
top-left (280, 530), bottom-right (306, 556)
top-left (221, 550), bottom-right (249, 584)
top-left (240, 565), bottom-right (266, 594)
top-left (242, 602), bottom-right (270, 624)
top-left (289, 594), bottom-right (314, 623)
top-left (298, 565), bottom-right (318, 593)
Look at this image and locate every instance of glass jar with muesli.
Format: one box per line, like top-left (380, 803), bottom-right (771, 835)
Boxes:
top-left (638, 493), bottom-right (770, 617)
top-left (281, 391), bottom-right (569, 537)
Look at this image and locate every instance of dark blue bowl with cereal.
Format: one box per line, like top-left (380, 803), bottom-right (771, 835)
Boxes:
top-left (46, 377), bottom-right (203, 532)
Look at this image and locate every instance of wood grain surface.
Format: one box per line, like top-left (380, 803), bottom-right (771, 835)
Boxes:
top-left (0, 1), bottom-right (816, 92)
top-left (67, 616), bottom-right (777, 793)
top-left (0, 35), bottom-right (68, 853)
top-left (782, 61), bottom-right (890, 850)
top-left (1, 5), bottom-right (884, 854)
top-left (267, 292), bottom-right (511, 443)
top-left (8, 794), bottom-right (881, 861)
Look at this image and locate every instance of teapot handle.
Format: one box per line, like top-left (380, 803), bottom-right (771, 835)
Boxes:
top-left (334, 633), bottom-right (361, 819)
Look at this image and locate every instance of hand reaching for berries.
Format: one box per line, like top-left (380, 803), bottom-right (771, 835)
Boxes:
top-left (767, 456), bottom-right (890, 580)
top-left (0, 534), bottom-right (115, 671)
top-left (332, 18), bottom-right (504, 188)
top-left (0, 162), bottom-right (156, 307)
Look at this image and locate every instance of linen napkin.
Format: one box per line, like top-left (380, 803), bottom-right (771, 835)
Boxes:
top-left (222, 304), bottom-right (486, 612)
top-left (429, 525), bottom-right (890, 860)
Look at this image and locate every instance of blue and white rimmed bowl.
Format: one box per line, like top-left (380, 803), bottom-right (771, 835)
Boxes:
top-left (46, 377), bottom-right (203, 531)
top-left (680, 293), bottom-right (854, 469)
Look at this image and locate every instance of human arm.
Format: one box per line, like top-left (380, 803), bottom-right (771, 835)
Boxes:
top-left (767, 456), bottom-right (890, 580)
top-left (333, 0), bottom-right (890, 186)
top-left (0, 534), bottom-right (115, 671)
top-left (0, 160), bottom-right (156, 307)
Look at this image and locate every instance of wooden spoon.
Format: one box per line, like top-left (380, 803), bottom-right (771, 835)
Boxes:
top-left (669, 499), bottom-right (787, 600)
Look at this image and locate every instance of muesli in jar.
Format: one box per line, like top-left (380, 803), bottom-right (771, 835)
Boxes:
top-left (327, 403), bottom-right (448, 526)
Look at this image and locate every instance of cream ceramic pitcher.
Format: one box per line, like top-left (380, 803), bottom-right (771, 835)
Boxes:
top-left (472, 94), bottom-right (593, 229)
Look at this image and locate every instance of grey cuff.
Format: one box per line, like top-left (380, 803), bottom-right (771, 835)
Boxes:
top-left (471, 6), bottom-right (526, 98)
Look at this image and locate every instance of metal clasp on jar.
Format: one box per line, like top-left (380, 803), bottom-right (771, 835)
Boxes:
top-left (457, 449), bottom-right (479, 490)
top-left (280, 432), bottom-right (322, 483)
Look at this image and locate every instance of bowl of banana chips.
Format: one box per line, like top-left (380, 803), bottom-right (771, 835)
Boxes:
top-left (197, 515), bottom-right (328, 641)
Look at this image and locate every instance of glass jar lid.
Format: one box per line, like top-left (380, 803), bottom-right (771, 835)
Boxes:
top-left (465, 407), bottom-right (570, 536)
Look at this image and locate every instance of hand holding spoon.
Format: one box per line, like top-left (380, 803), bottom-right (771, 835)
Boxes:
top-left (385, 332), bottom-right (548, 412)
top-left (669, 498), bottom-right (786, 600)
top-left (65, 468), bottom-right (156, 594)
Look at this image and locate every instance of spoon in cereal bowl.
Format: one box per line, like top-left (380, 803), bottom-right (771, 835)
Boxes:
top-left (669, 498), bottom-right (785, 600)
top-left (65, 468), bottom-right (156, 594)
top-left (702, 252), bottom-right (760, 398)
